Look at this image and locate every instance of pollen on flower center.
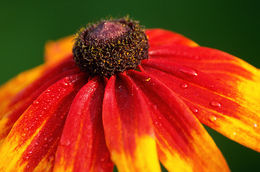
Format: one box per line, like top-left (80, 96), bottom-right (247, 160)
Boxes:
top-left (73, 17), bottom-right (149, 78)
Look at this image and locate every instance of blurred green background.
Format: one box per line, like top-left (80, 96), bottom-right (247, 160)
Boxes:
top-left (0, 0), bottom-right (259, 171)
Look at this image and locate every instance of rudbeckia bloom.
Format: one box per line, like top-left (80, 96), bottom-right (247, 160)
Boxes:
top-left (0, 17), bottom-right (259, 172)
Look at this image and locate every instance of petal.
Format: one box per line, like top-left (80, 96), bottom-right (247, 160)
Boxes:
top-left (146, 29), bottom-right (198, 48)
top-left (0, 58), bottom-right (80, 142)
top-left (44, 36), bottom-right (74, 64)
top-left (0, 74), bottom-right (86, 171)
top-left (54, 77), bottom-right (113, 172)
top-left (102, 74), bottom-right (161, 172)
top-left (142, 45), bottom-right (260, 152)
top-left (0, 65), bottom-right (44, 116)
top-left (128, 71), bottom-right (229, 172)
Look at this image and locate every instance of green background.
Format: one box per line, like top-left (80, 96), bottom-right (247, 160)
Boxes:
top-left (0, 0), bottom-right (259, 171)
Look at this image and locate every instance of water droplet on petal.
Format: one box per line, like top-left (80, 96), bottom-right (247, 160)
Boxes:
top-left (28, 151), bottom-right (32, 154)
top-left (233, 132), bottom-right (237, 136)
top-left (181, 83), bottom-right (188, 89)
top-left (210, 101), bottom-right (221, 108)
top-left (179, 68), bottom-right (198, 77)
top-left (33, 101), bottom-right (39, 105)
top-left (191, 107), bottom-right (199, 113)
top-left (253, 123), bottom-right (258, 128)
top-left (61, 140), bottom-right (71, 146)
top-left (145, 78), bottom-right (151, 82)
top-left (210, 116), bottom-right (217, 122)
top-left (26, 164), bottom-right (30, 169)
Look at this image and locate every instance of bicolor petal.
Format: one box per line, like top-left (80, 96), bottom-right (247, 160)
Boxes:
top-left (102, 74), bottom-right (161, 172)
top-left (0, 58), bottom-right (80, 142)
top-left (129, 71), bottom-right (229, 172)
top-left (54, 77), bottom-right (113, 172)
top-left (143, 43), bottom-right (260, 152)
top-left (0, 65), bottom-right (44, 117)
top-left (0, 74), bottom-right (86, 171)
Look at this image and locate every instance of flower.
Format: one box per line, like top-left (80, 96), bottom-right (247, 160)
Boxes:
top-left (0, 17), bottom-right (259, 172)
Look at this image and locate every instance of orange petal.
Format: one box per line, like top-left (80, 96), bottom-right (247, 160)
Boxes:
top-left (102, 74), bottom-right (161, 172)
top-left (0, 58), bottom-right (79, 142)
top-left (54, 77), bottom-right (113, 172)
top-left (0, 74), bottom-right (86, 171)
top-left (143, 44), bottom-right (260, 152)
top-left (0, 65), bottom-right (44, 117)
top-left (44, 36), bottom-right (74, 64)
top-left (129, 71), bottom-right (230, 172)
top-left (146, 29), bottom-right (198, 48)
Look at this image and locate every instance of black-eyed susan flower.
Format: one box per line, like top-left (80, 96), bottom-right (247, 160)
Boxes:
top-left (0, 17), bottom-right (259, 172)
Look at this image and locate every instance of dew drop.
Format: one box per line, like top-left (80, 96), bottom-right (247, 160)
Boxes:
top-left (61, 140), bottom-right (71, 146)
top-left (63, 82), bottom-right (68, 86)
top-left (154, 121), bottom-right (162, 127)
top-left (191, 107), bottom-right (199, 113)
top-left (33, 101), bottom-right (39, 105)
top-left (145, 78), bottom-right (151, 82)
top-left (180, 83), bottom-right (188, 89)
top-left (233, 132), bottom-right (237, 136)
top-left (28, 151), bottom-right (32, 154)
top-left (179, 68), bottom-right (198, 77)
top-left (253, 123), bottom-right (258, 128)
top-left (210, 101), bottom-right (221, 108)
top-left (210, 116), bottom-right (217, 122)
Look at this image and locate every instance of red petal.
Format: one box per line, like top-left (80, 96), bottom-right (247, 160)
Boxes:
top-left (0, 58), bottom-right (80, 141)
top-left (54, 77), bottom-right (113, 172)
top-left (146, 29), bottom-right (198, 48)
top-left (143, 44), bottom-right (260, 152)
top-left (128, 71), bottom-right (229, 172)
top-left (102, 74), bottom-right (161, 172)
top-left (0, 74), bottom-right (86, 171)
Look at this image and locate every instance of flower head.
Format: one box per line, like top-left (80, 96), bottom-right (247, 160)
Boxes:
top-left (0, 17), bottom-right (259, 172)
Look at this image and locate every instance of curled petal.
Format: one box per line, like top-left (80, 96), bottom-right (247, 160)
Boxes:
top-left (54, 77), bottom-right (113, 172)
top-left (102, 75), bottom-right (161, 172)
top-left (0, 74), bottom-right (86, 171)
top-left (129, 71), bottom-right (229, 172)
top-left (143, 44), bottom-right (260, 152)
top-left (44, 36), bottom-right (74, 64)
